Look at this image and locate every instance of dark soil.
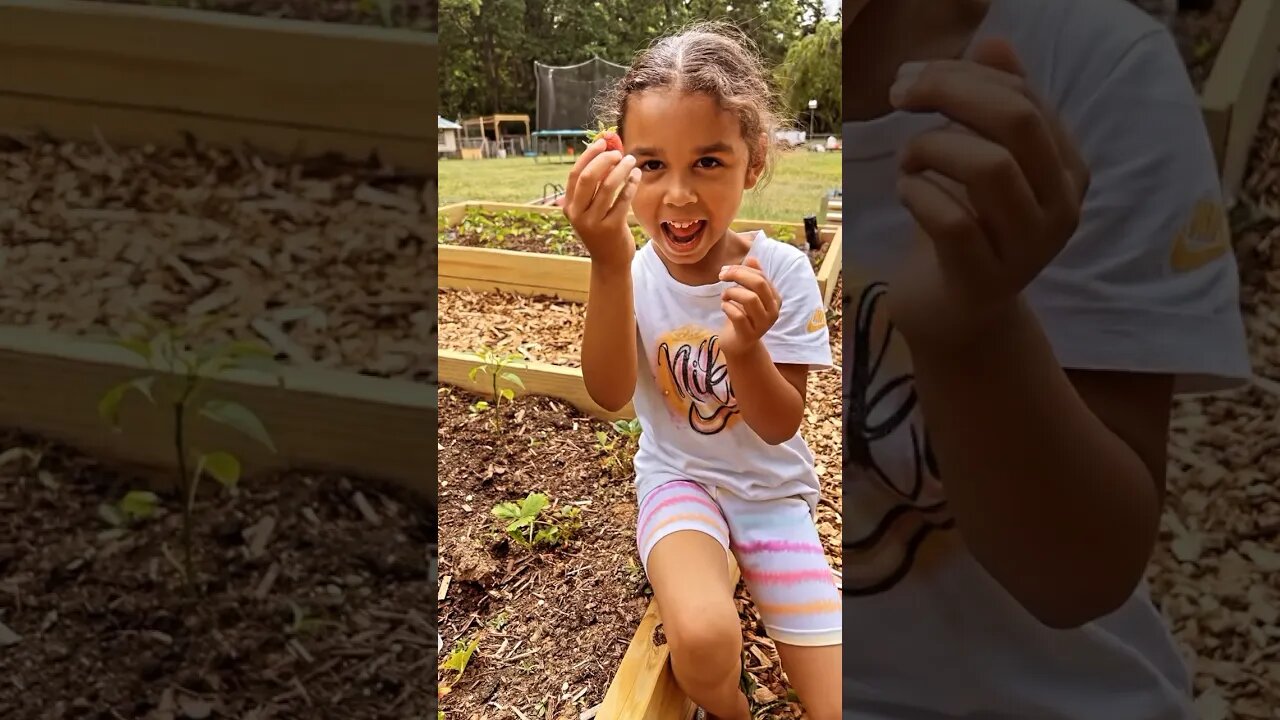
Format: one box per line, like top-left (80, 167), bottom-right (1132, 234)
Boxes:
top-left (440, 208), bottom-right (832, 273)
top-left (83, 0), bottom-right (437, 32)
top-left (0, 429), bottom-right (435, 719)
top-left (435, 389), bottom-right (647, 719)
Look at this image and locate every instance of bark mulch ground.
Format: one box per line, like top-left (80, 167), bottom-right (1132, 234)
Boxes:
top-left (0, 429), bottom-right (435, 719)
top-left (0, 132), bottom-right (433, 386)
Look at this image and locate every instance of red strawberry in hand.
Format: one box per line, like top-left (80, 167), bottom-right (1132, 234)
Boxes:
top-left (585, 124), bottom-right (624, 153)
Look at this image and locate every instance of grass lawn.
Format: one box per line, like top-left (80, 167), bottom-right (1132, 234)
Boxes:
top-left (438, 150), bottom-right (840, 223)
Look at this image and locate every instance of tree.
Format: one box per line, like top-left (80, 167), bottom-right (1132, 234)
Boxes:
top-left (774, 18), bottom-right (841, 135)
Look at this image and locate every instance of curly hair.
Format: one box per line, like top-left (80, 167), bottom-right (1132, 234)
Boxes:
top-left (593, 20), bottom-right (792, 190)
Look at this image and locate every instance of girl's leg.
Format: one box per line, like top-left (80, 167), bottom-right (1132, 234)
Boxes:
top-left (773, 642), bottom-right (841, 720)
top-left (637, 480), bottom-right (748, 720)
top-left (647, 531), bottom-right (750, 720)
top-left (719, 491), bottom-right (841, 720)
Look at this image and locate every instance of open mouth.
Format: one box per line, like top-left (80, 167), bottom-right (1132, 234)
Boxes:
top-left (661, 220), bottom-right (707, 251)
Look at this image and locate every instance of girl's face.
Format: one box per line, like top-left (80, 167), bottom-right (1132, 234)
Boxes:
top-left (623, 89), bottom-right (764, 273)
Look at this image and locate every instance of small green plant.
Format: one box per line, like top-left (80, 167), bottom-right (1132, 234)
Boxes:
top-left (492, 492), bottom-right (582, 548)
top-left (596, 418), bottom-right (643, 476)
top-left (438, 636), bottom-right (480, 699)
top-left (96, 312), bottom-right (283, 595)
top-left (468, 346), bottom-right (525, 424)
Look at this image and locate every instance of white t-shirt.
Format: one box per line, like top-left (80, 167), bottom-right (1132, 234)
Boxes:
top-left (630, 230), bottom-right (834, 510)
top-left (842, 0), bottom-right (1251, 717)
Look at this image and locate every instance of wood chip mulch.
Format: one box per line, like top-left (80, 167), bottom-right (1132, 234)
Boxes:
top-left (1143, 75), bottom-right (1280, 718)
top-left (0, 132), bottom-right (434, 385)
top-left (437, 276), bottom-right (841, 719)
top-left (0, 429), bottom-right (435, 719)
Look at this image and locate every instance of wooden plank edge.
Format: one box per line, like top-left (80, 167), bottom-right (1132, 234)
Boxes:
top-left (0, 325), bottom-right (433, 502)
top-left (0, 93), bottom-right (434, 174)
top-left (601, 555), bottom-right (740, 720)
top-left (0, 0), bottom-right (438, 44)
top-left (438, 347), bottom-right (635, 422)
top-left (817, 225), bottom-right (844, 309)
top-left (439, 276), bottom-right (589, 304)
top-left (1198, 0), bottom-right (1280, 198)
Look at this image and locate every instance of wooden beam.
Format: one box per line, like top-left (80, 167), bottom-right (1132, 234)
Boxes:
top-left (438, 348), bottom-right (635, 422)
top-left (1199, 0), bottom-right (1280, 199)
top-left (0, 326), bottom-right (434, 504)
top-left (599, 555), bottom-right (741, 720)
top-left (439, 245), bottom-right (590, 303)
top-left (0, 0), bottom-right (436, 172)
top-left (816, 225), bottom-right (844, 309)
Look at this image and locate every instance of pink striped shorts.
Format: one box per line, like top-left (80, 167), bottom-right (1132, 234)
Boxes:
top-left (635, 479), bottom-right (841, 647)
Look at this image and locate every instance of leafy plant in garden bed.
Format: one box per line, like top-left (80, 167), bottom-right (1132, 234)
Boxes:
top-left (492, 491), bottom-right (583, 549)
top-left (96, 313), bottom-right (283, 596)
top-left (440, 207), bottom-right (825, 271)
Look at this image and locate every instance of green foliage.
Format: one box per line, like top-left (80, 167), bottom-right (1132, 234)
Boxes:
top-left (441, 636), bottom-right (480, 679)
top-left (775, 19), bottom-right (842, 136)
top-left (491, 492), bottom-right (582, 548)
top-left (94, 313), bottom-right (282, 594)
top-left (445, 207), bottom-right (648, 255)
top-left (468, 346), bottom-right (525, 421)
top-left (596, 418), bottom-right (643, 476)
top-left (440, 0), bottom-right (835, 125)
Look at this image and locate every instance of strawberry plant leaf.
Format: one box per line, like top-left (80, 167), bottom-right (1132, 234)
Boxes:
top-left (520, 492), bottom-right (548, 517)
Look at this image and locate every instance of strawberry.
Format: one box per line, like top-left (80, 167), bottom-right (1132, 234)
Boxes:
top-left (585, 123), bottom-right (624, 153)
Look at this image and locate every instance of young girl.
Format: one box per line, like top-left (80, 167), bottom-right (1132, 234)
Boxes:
top-left (843, 0), bottom-right (1250, 717)
top-left (562, 22), bottom-right (842, 720)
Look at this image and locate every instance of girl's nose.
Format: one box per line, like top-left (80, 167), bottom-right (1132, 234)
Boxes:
top-left (662, 174), bottom-right (697, 206)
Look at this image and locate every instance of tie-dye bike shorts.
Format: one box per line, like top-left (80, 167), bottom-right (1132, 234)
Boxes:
top-left (635, 479), bottom-right (841, 647)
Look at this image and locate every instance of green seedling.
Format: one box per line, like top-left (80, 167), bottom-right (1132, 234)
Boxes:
top-left (95, 311), bottom-right (283, 595)
top-left (491, 492), bottom-right (582, 549)
top-left (439, 636), bottom-right (480, 694)
top-left (596, 418), bottom-right (643, 476)
top-left (468, 346), bottom-right (525, 427)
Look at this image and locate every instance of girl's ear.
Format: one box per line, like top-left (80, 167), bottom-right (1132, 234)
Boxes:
top-left (743, 131), bottom-right (768, 189)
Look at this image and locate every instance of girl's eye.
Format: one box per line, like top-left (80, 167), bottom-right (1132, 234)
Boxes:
top-left (640, 160), bottom-right (663, 172)
top-left (696, 157), bottom-right (723, 169)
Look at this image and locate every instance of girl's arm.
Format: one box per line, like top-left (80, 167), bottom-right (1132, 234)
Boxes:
top-left (562, 139), bottom-right (642, 412)
top-left (723, 344), bottom-right (807, 445)
top-left (907, 299), bottom-right (1171, 629)
top-left (887, 34), bottom-right (1247, 628)
top-left (581, 261), bottom-right (637, 412)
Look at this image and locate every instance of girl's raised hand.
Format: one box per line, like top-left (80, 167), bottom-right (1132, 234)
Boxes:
top-left (887, 37), bottom-right (1091, 350)
top-left (563, 138), bottom-right (643, 270)
top-left (718, 257), bottom-right (782, 356)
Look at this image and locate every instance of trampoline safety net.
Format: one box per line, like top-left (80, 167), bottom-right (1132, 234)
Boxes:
top-left (534, 57), bottom-right (629, 132)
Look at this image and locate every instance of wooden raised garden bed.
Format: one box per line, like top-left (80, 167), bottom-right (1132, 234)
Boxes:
top-left (0, 0), bottom-right (437, 175)
top-left (1194, 0), bottom-right (1280, 200)
top-left (0, 3), bottom-right (435, 715)
top-left (436, 288), bottom-right (843, 720)
top-left (439, 202), bottom-right (843, 309)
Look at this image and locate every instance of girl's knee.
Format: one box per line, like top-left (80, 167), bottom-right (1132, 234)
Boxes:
top-left (664, 599), bottom-right (741, 667)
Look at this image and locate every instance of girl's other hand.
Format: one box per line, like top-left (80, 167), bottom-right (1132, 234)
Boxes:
top-left (887, 37), bottom-right (1091, 352)
top-left (718, 256), bottom-right (782, 357)
top-left (563, 138), bottom-right (643, 270)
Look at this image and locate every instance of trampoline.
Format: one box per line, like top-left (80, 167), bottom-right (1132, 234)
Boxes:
top-left (533, 56), bottom-right (627, 163)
